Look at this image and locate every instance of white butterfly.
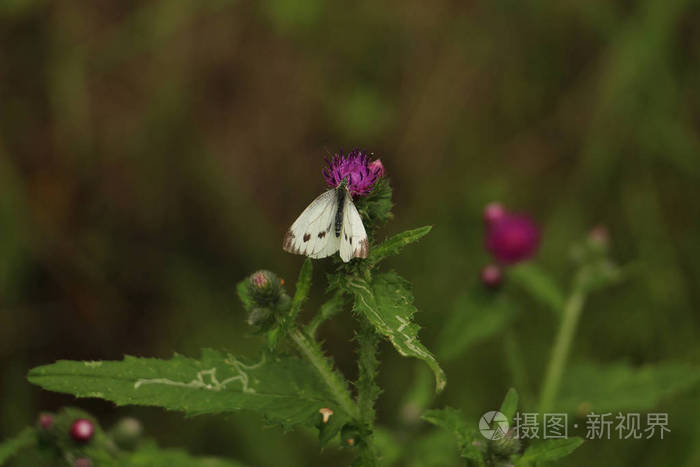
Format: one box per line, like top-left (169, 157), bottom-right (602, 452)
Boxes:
top-left (283, 181), bottom-right (369, 262)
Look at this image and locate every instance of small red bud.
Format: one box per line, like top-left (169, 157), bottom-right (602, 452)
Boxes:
top-left (70, 419), bottom-right (95, 443)
top-left (483, 202), bottom-right (506, 225)
top-left (38, 413), bottom-right (54, 430)
top-left (481, 264), bottom-right (503, 288)
top-left (74, 458), bottom-right (92, 467)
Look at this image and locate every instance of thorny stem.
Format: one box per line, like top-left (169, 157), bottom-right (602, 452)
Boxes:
top-left (538, 286), bottom-right (586, 414)
top-left (356, 317), bottom-right (381, 426)
top-left (355, 316), bottom-right (381, 464)
top-left (289, 327), bottom-right (360, 420)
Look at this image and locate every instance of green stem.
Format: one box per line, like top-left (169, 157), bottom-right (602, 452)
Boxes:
top-left (355, 317), bottom-right (380, 464)
top-left (356, 318), bottom-right (380, 426)
top-left (504, 328), bottom-right (531, 407)
top-left (538, 287), bottom-right (586, 414)
top-left (289, 327), bottom-right (359, 420)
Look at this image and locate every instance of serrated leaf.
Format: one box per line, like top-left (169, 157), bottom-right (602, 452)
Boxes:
top-left (124, 441), bottom-right (247, 467)
top-left (508, 263), bottom-right (565, 315)
top-left (556, 362), bottom-right (700, 413)
top-left (369, 226), bottom-right (432, 265)
top-left (0, 427), bottom-right (35, 465)
top-left (347, 272), bottom-right (446, 392)
top-left (422, 408), bottom-right (484, 466)
top-left (28, 349), bottom-right (349, 432)
top-left (499, 388), bottom-right (518, 424)
top-left (437, 291), bottom-right (515, 362)
top-left (517, 437), bottom-right (583, 465)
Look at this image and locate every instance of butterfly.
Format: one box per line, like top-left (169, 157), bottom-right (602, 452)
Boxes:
top-left (283, 180), bottom-right (369, 262)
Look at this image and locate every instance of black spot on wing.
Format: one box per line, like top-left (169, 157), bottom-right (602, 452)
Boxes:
top-left (303, 233), bottom-right (311, 242)
top-left (318, 231), bottom-right (326, 238)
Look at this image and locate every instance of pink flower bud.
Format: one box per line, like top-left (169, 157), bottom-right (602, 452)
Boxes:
top-left (38, 413), bottom-right (54, 430)
top-left (70, 419), bottom-right (94, 443)
top-left (480, 264), bottom-right (503, 288)
top-left (368, 158), bottom-right (385, 178)
top-left (483, 202), bottom-right (506, 225)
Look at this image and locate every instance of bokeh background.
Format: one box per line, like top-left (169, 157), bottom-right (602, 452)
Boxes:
top-left (1, 0), bottom-right (700, 466)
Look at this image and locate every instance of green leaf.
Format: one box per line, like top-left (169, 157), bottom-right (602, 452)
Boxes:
top-left (0, 427), bottom-right (35, 465)
top-left (517, 437), bottom-right (584, 465)
top-left (422, 408), bottom-right (484, 466)
top-left (269, 259), bottom-right (312, 350)
top-left (556, 361), bottom-right (700, 413)
top-left (499, 388), bottom-right (519, 424)
top-left (436, 292), bottom-right (515, 362)
top-left (124, 441), bottom-right (247, 467)
top-left (347, 272), bottom-right (446, 392)
top-left (28, 349), bottom-right (349, 432)
top-left (369, 226), bottom-right (432, 265)
top-left (508, 263), bottom-right (565, 315)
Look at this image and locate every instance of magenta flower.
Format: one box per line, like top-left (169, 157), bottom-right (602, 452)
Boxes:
top-left (322, 149), bottom-right (384, 197)
top-left (485, 213), bottom-right (540, 264)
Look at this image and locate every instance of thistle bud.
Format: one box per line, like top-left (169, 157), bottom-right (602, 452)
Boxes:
top-left (247, 270), bottom-right (283, 307)
top-left (483, 202), bottom-right (506, 226)
top-left (110, 417), bottom-right (143, 449)
top-left (70, 419), bottom-right (94, 443)
top-left (480, 264), bottom-right (503, 289)
top-left (489, 428), bottom-right (521, 457)
top-left (246, 307), bottom-right (273, 327)
top-left (38, 413), bottom-right (54, 430)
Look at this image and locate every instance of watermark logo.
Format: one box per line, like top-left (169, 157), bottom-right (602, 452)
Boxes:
top-left (479, 410), bottom-right (509, 440)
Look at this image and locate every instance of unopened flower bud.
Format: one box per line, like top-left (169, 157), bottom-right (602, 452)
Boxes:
top-left (489, 429), bottom-right (521, 457)
top-left (588, 225), bottom-right (609, 252)
top-left (110, 417), bottom-right (142, 449)
top-left (70, 419), bottom-right (94, 443)
top-left (368, 158), bottom-right (385, 178)
top-left (38, 413), bottom-right (54, 430)
top-left (483, 202), bottom-right (506, 225)
top-left (480, 264), bottom-right (503, 289)
top-left (247, 307), bottom-right (273, 327)
top-left (247, 270), bottom-right (283, 307)
top-left (486, 214), bottom-right (540, 264)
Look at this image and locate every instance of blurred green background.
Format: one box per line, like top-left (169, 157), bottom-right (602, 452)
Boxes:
top-left (1, 0), bottom-right (700, 465)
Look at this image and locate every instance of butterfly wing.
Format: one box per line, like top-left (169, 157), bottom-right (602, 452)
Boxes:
top-left (283, 189), bottom-right (340, 259)
top-left (339, 193), bottom-right (369, 262)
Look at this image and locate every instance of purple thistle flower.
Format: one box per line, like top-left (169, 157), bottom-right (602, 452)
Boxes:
top-left (322, 149), bottom-right (384, 197)
top-left (486, 213), bottom-right (540, 264)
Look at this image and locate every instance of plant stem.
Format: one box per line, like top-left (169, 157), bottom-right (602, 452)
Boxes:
top-left (355, 316), bottom-right (380, 464)
top-left (538, 287), bottom-right (586, 414)
top-left (356, 317), bottom-right (380, 426)
top-left (504, 328), bottom-right (531, 407)
top-left (289, 327), bottom-right (359, 419)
